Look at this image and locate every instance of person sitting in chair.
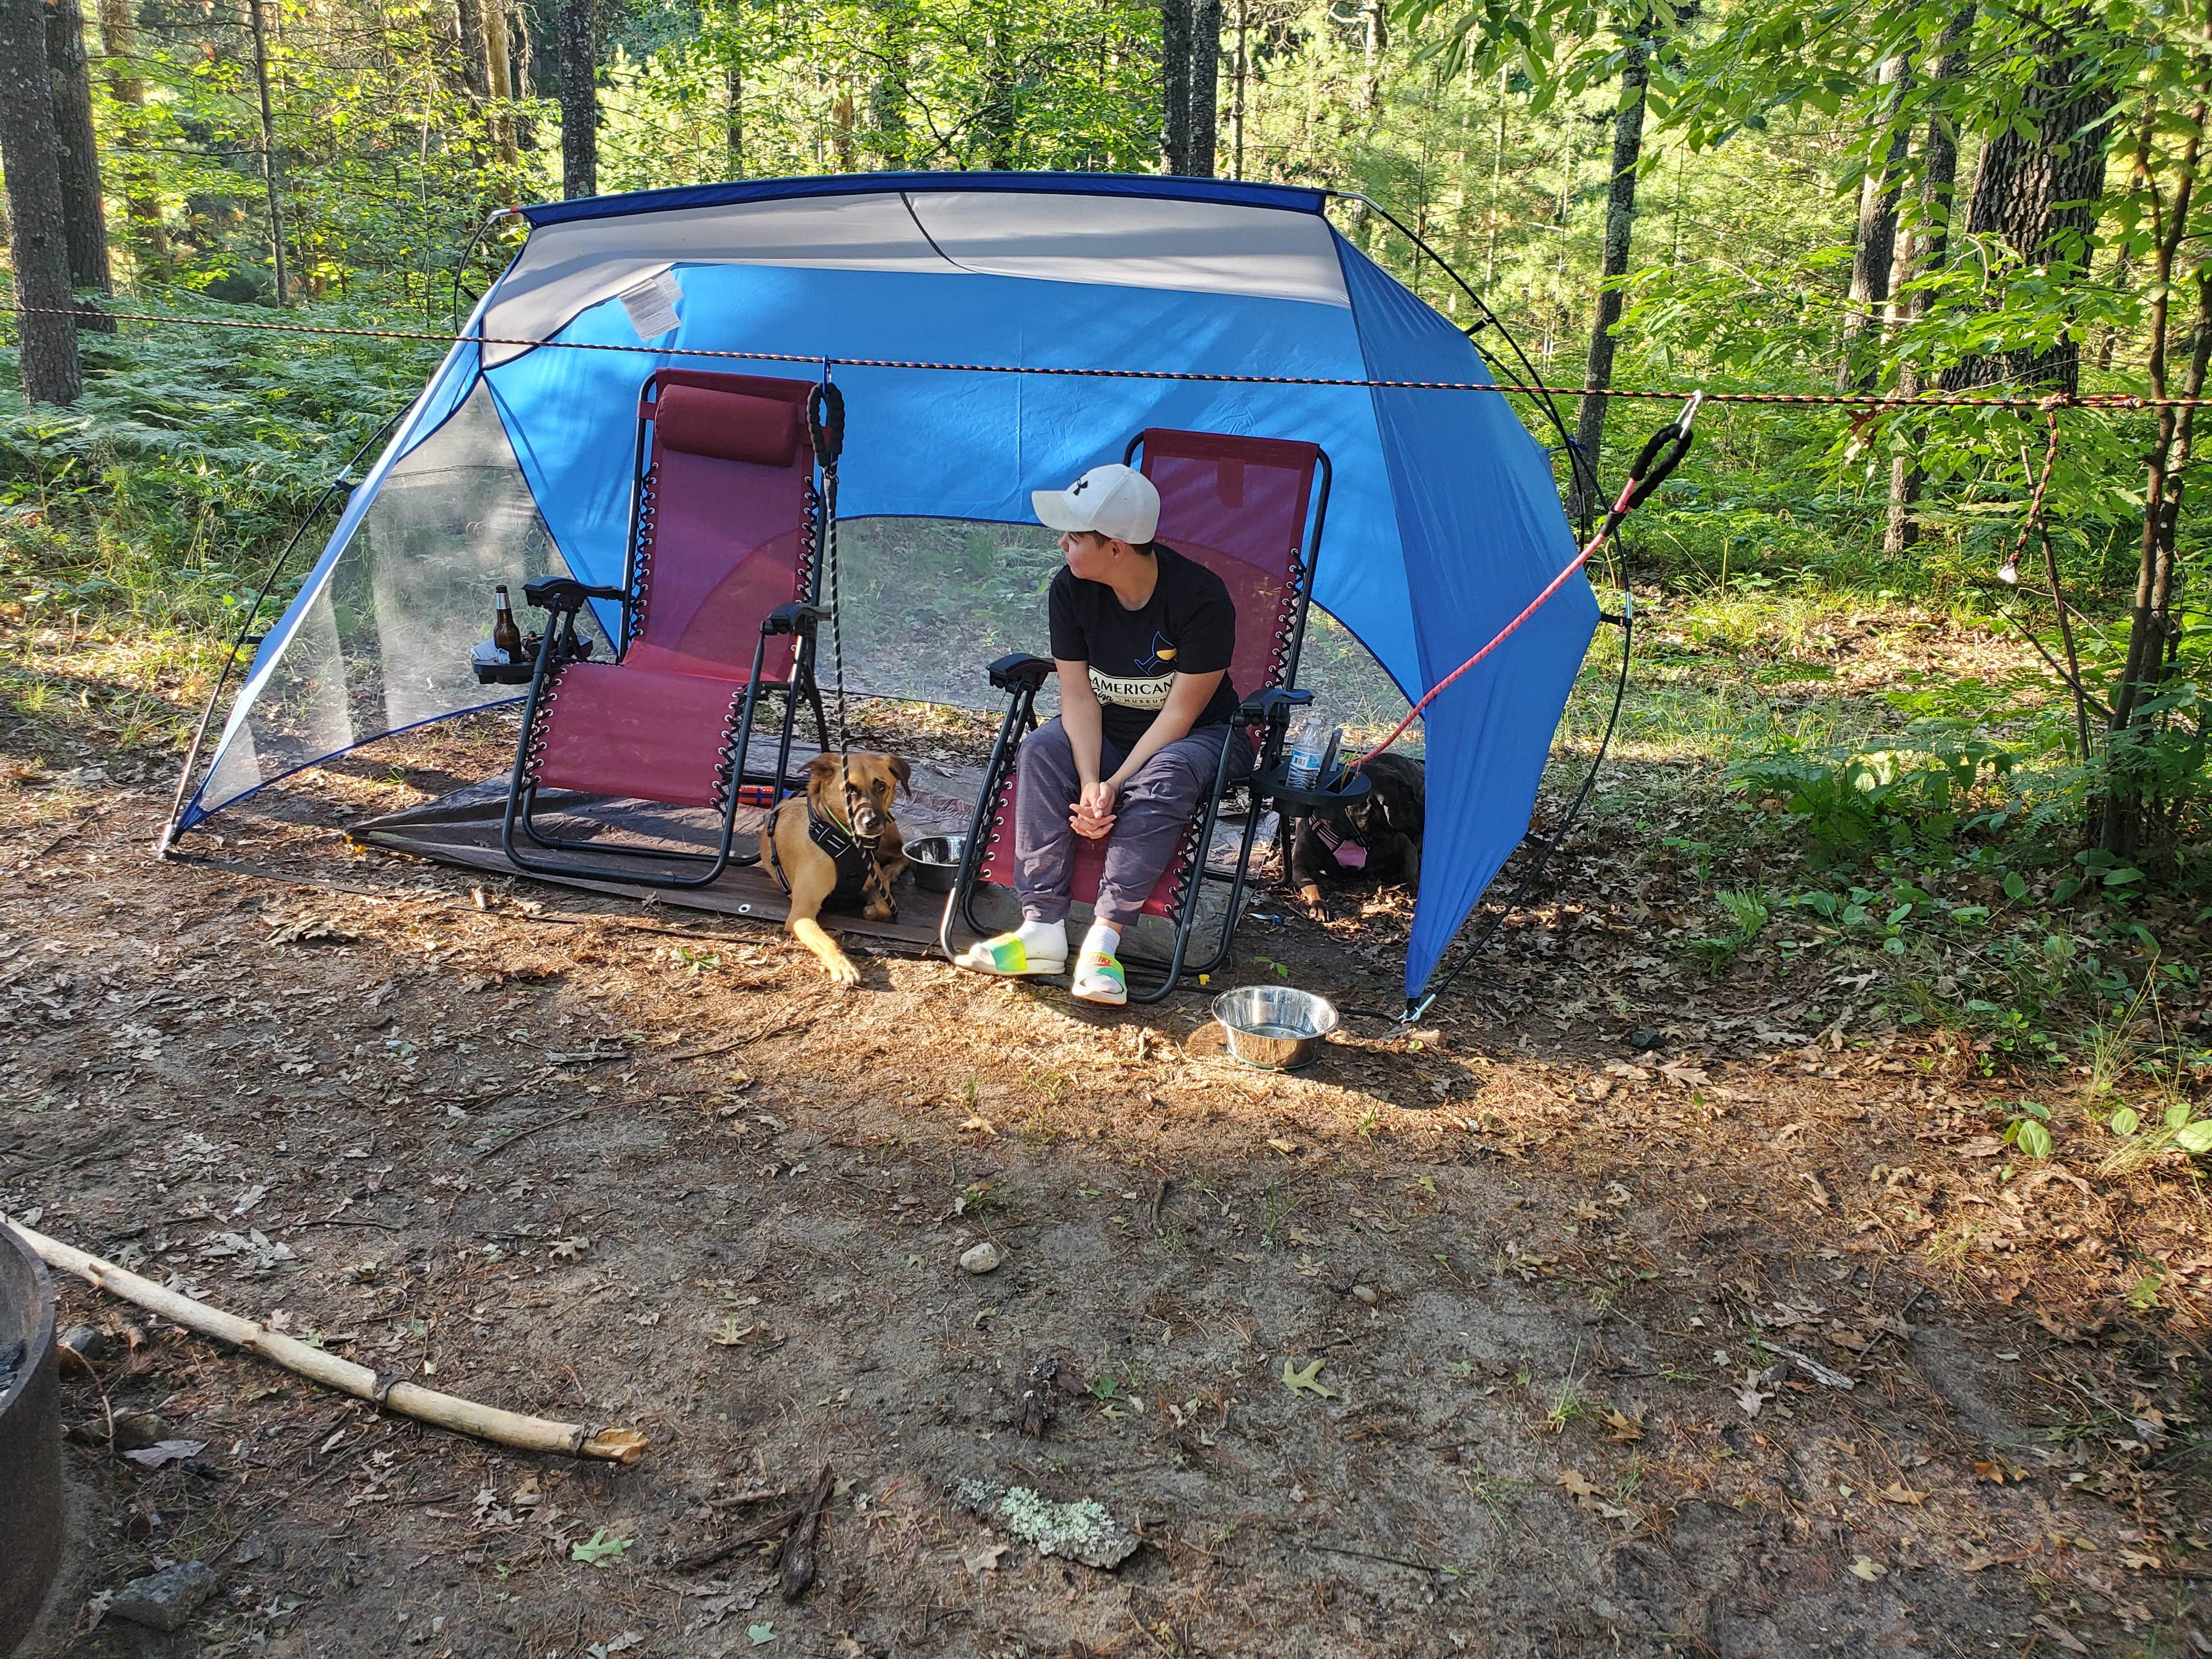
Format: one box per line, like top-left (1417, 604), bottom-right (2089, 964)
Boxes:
top-left (957, 462), bottom-right (1251, 1006)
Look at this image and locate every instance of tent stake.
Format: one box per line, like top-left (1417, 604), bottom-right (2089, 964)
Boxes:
top-left (7, 1219), bottom-right (646, 1464)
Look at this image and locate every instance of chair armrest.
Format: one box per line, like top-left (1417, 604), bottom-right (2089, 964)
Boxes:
top-left (522, 577), bottom-right (627, 612)
top-left (764, 601), bottom-right (826, 636)
top-left (1238, 686), bottom-right (1312, 725)
top-left (988, 653), bottom-right (1054, 694)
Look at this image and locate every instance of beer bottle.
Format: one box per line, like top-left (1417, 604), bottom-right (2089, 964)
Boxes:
top-left (492, 584), bottom-right (524, 660)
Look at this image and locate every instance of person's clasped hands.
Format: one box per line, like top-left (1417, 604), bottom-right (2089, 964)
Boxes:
top-left (1071, 778), bottom-right (1118, 839)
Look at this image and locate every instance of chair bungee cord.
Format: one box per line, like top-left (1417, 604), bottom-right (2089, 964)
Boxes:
top-left (939, 428), bottom-right (1334, 1003)
top-left (501, 369), bottom-right (844, 888)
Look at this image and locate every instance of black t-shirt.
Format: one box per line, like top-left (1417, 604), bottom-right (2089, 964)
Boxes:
top-left (1047, 543), bottom-right (1239, 750)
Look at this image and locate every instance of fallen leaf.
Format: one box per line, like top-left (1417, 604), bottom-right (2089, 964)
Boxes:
top-left (963, 1542), bottom-right (1012, 1575)
top-left (1557, 1468), bottom-right (1632, 1520)
top-left (1266, 1137), bottom-right (1301, 1156)
top-left (1879, 1483), bottom-right (1926, 1505)
top-left (1848, 1556), bottom-right (1887, 1582)
top-left (1957, 1137), bottom-right (2006, 1158)
top-left (122, 1438), bottom-right (206, 1469)
top-left (2119, 1548), bottom-right (2162, 1570)
top-left (1658, 1063), bottom-right (1709, 1088)
top-left (550, 1236), bottom-right (591, 1261)
top-left (571, 1529), bottom-right (631, 1565)
top-left (1281, 1358), bottom-right (1336, 1400)
top-left (748, 1625), bottom-right (777, 1646)
top-left (1601, 1407), bottom-right (1644, 1443)
top-left (2033, 1615), bottom-right (2090, 1654)
top-left (958, 1115), bottom-right (997, 1136)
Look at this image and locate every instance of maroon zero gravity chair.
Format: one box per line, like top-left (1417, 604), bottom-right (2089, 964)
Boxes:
top-left (941, 428), bottom-right (1334, 1001)
top-left (502, 369), bottom-right (844, 887)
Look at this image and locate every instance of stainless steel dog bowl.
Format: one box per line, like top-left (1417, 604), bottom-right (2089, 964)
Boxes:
top-left (904, 834), bottom-right (968, 893)
top-left (1213, 985), bottom-right (1339, 1070)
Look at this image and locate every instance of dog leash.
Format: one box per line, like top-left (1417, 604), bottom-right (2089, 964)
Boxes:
top-left (1346, 392), bottom-right (1699, 771)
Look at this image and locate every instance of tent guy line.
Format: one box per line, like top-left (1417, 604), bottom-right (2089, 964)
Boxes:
top-left (0, 303), bottom-right (2180, 412)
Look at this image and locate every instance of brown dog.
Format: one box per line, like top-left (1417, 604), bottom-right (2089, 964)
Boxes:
top-left (762, 751), bottom-right (911, 985)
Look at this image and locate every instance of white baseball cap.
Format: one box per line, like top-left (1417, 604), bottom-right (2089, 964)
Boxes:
top-left (1031, 463), bottom-right (1160, 544)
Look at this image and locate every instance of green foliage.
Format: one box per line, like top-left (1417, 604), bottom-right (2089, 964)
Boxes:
top-left (1, 294), bottom-right (436, 646)
top-left (2001, 1099), bottom-right (2054, 1160)
top-left (1728, 720), bottom-right (2021, 862)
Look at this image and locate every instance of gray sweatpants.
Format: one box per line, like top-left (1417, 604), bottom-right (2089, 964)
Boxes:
top-left (1014, 716), bottom-right (1253, 928)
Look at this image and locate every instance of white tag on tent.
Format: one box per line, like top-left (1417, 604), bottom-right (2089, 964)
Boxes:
top-left (618, 271), bottom-right (682, 341)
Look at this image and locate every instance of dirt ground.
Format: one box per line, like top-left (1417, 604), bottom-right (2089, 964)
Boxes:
top-left (4, 706), bottom-right (2209, 1659)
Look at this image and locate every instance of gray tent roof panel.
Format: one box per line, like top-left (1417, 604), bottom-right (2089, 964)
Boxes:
top-left (480, 189), bottom-right (1351, 366)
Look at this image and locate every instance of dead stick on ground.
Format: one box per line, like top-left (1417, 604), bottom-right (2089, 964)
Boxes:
top-left (674, 1506), bottom-right (803, 1573)
top-left (7, 1217), bottom-right (645, 1464)
top-left (474, 1101), bottom-right (604, 1163)
top-left (778, 1464), bottom-right (835, 1602)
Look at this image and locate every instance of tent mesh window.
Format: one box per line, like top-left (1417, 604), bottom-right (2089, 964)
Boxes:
top-left (832, 519), bottom-right (1415, 748)
top-left (201, 383), bottom-right (611, 815)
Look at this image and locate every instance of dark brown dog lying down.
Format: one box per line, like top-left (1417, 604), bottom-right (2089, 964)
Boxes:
top-left (761, 751), bottom-right (911, 985)
top-left (1289, 752), bottom-right (1424, 918)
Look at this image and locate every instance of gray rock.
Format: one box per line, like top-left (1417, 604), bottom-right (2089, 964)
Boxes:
top-left (958, 1242), bottom-right (1001, 1275)
top-left (109, 1561), bottom-right (218, 1633)
top-left (110, 1410), bottom-right (166, 1451)
top-left (59, 1323), bottom-right (114, 1364)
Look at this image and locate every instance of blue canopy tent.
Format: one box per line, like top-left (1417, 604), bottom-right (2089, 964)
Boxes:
top-left (165, 172), bottom-right (1601, 1002)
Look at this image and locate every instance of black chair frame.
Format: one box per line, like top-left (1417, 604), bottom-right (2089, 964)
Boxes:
top-left (499, 379), bottom-right (842, 890)
top-left (936, 437), bottom-right (1333, 1003)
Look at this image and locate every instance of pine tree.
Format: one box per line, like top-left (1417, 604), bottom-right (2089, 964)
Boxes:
top-left (0, 0), bottom-right (83, 402)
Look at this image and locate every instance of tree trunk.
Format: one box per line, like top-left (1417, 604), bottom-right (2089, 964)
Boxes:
top-left (1161, 0), bottom-right (1189, 173)
top-left (246, 0), bottom-right (287, 305)
top-left (2100, 106), bottom-right (2204, 856)
top-left (1359, 0), bottom-right (1385, 124)
top-left (483, 0), bottom-right (515, 164)
top-left (509, 1), bottom-right (536, 146)
top-left (557, 0), bottom-right (595, 198)
top-left (1486, 65), bottom-right (1506, 287)
top-left (1570, 31), bottom-right (1649, 518)
top-left (1837, 54), bottom-right (1909, 390)
top-left (96, 0), bottom-right (167, 282)
top-left (456, 0), bottom-right (489, 95)
top-left (870, 0), bottom-right (909, 168)
top-left (1885, 7), bottom-right (1972, 555)
top-left (1187, 0), bottom-right (1219, 176)
top-left (0, 0), bottom-right (82, 402)
top-left (726, 60), bottom-right (743, 178)
top-left (1940, 10), bottom-right (2114, 394)
top-left (977, 25), bottom-right (1017, 170)
top-left (1229, 0), bottom-right (1245, 178)
top-left (45, 0), bottom-right (112, 328)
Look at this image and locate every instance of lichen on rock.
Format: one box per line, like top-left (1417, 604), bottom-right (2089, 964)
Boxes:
top-left (949, 1478), bottom-right (1140, 1570)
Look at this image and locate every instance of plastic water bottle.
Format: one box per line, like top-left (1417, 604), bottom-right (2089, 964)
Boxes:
top-left (1285, 705), bottom-right (1327, 789)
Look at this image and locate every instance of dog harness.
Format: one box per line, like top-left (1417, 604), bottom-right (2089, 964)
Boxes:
top-left (1310, 819), bottom-right (1368, 870)
top-left (765, 798), bottom-right (878, 911)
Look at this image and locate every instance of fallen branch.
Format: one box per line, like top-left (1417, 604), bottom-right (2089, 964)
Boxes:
top-left (7, 1218), bottom-right (645, 1464)
top-left (473, 1101), bottom-right (604, 1162)
top-left (673, 1505), bottom-right (802, 1572)
top-left (778, 1464), bottom-right (834, 1602)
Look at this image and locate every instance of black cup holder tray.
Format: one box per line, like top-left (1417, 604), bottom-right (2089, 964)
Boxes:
top-left (1252, 763), bottom-right (1372, 813)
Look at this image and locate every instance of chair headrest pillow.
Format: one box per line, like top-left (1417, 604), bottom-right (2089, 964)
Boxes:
top-left (653, 384), bottom-right (801, 467)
